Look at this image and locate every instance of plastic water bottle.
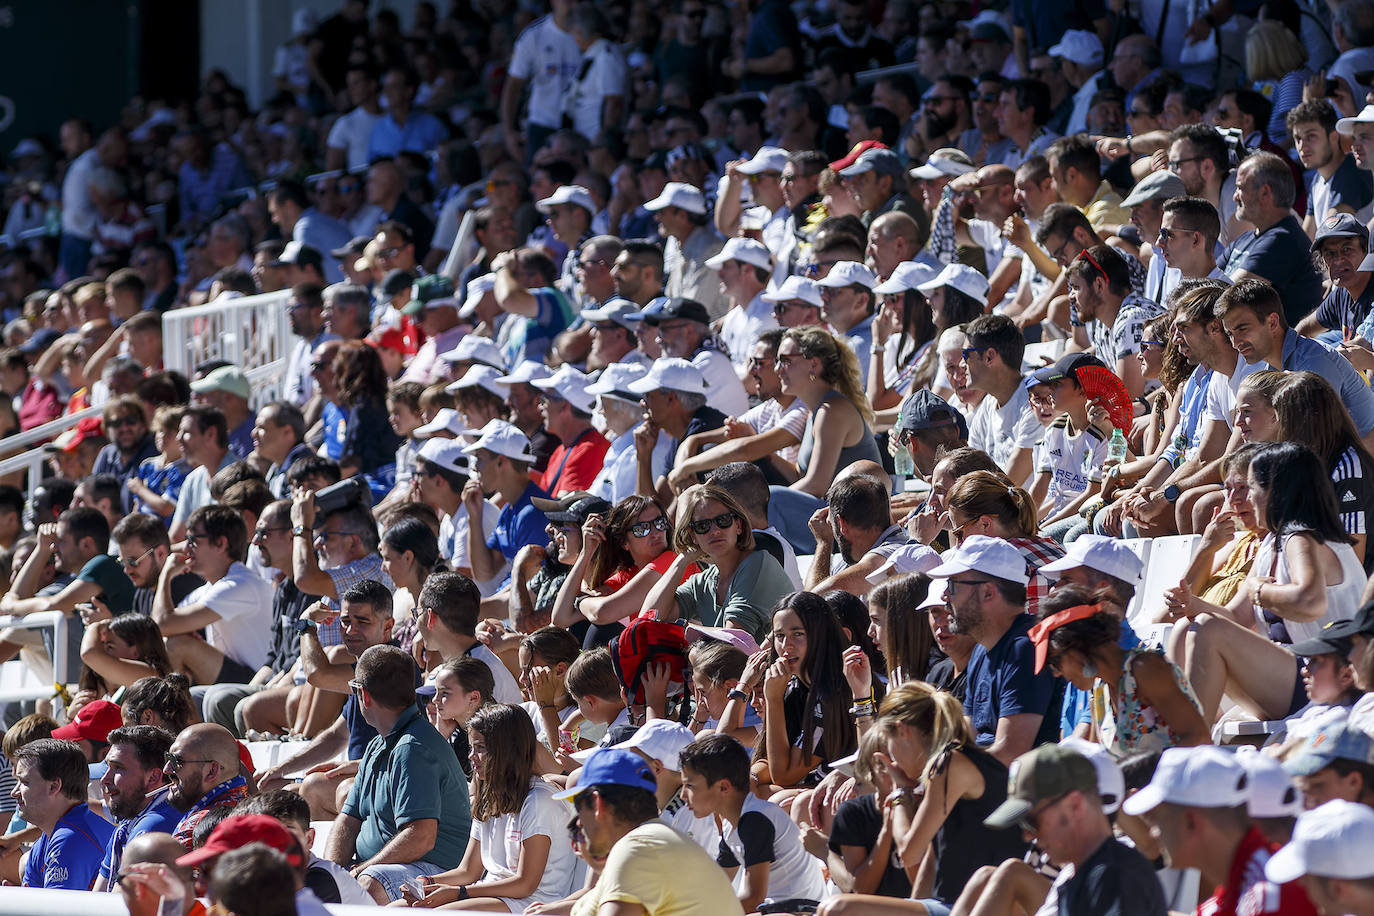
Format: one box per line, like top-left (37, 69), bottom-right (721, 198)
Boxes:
top-left (1105, 427), bottom-right (1127, 468)
top-left (894, 442), bottom-right (915, 491)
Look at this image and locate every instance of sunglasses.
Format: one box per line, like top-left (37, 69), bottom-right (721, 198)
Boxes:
top-left (630, 517), bottom-right (669, 538)
top-left (164, 752), bottom-right (212, 772)
top-left (961, 345), bottom-right (990, 360)
top-left (119, 545), bottom-right (157, 569)
top-left (689, 513), bottom-right (736, 535)
top-left (107, 415), bottom-right (142, 428)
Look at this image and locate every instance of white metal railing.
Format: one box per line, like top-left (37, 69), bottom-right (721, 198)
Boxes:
top-left (162, 288), bottom-right (293, 406)
top-left (0, 610), bottom-right (68, 707)
top-left (0, 406), bottom-right (103, 499)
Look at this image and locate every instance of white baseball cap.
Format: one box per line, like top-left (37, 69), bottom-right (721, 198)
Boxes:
top-left (817, 260), bottom-right (879, 289)
top-left (586, 362), bottom-right (651, 400)
top-left (497, 360), bottom-right (554, 385)
top-left (735, 146), bottom-right (789, 176)
top-left (530, 364), bottom-right (597, 413)
top-left (1038, 534), bottom-right (1144, 584)
top-left (1047, 29), bottom-right (1105, 67)
top-left (582, 298), bottom-right (643, 329)
top-left (909, 148), bottom-right (977, 180)
top-left (1121, 746), bottom-right (1250, 816)
top-left (459, 273), bottom-right (496, 319)
top-left (627, 357), bottom-right (709, 396)
top-left (536, 184), bottom-right (596, 215)
top-left (416, 436), bottom-right (469, 475)
top-left (1059, 736), bottom-right (1126, 815)
top-left (445, 364), bottom-right (511, 400)
top-left (927, 535), bottom-right (1030, 585)
top-left (1337, 104), bottom-right (1374, 136)
top-left (874, 260), bottom-right (941, 295)
top-left (644, 182), bottom-right (707, 215)
top-left (917, 263), bottom-right (990, 302)
top-left (1266, 800), bottom-right (1374, 883)
top-left (762, 275), bottom-right (823, 308)
top-left (706, 237), bottom-right (773, 272)
top-left (439, 334), bottom-right (505, 370)
top-left (608, 719), bottom-right (698, 771)
top-left (866, 543), bottom-right (942, 585)
top-left (460, 419), bottom-right (536, 463)
top-left (414, 408), bottom-right (466, 438)
top-left (740, 205), bottom-right (771, 231)
top-left (918, 580), bottom-right (948, 611)
top-left (1235, 746), bottom-right (1303, 819)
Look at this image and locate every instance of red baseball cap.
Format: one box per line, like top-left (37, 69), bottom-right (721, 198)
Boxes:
top-left (42, 416), bottom-right (104, 455)
top-left (366, 327), bottom-right (408, 352)
top-left (176, 814), bottom-right (305, 868)
top-left (828, 140), bottom-right (888, 173)
top-left (52, 699), bottom-right (123, 743)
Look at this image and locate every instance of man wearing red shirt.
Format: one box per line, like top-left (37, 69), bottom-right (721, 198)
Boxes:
top-left (531, 364), bottom-right (609, 496)
top-left (1124, 746), bottom-right (1319, 916)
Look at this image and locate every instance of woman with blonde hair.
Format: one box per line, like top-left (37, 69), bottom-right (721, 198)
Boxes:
top-left (1246, 20), bottom-right (1311, 142)
top-left (944, 470), bottom-right (1064, 614)
top-left (768, 325), bottom-right (884, 553)
top-left (816, 682), bottom-right (1029, 916)
top-left (645, 484), bottom-right (793, 642)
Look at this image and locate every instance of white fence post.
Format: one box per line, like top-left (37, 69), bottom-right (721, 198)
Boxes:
top-left (162, 289), bottom-right (294, 407)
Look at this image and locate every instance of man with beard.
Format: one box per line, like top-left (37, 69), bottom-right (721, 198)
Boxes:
top-left (806, 470), bottom-right (911, 597)
top-left (163, 723), bottom-right (249, 850)
top-left (14, 738), bottom-right (115, 889)
top-left (1290, 99), bottom-right (1374, 235)
top-left (928, 535), bottom-right (1061, 766)
top-left (918, 75), bottom-right (975, 159)
top-left (283, 283), bottom-right (338, 408)
top-left (93, 725), bottom-right (178, 891)
top-left (92, 396), bottom-right (158, 500)
top-left (113, 514), bottom-right (203, 617)
top-left (959, 73), bottom-right (1013, 166)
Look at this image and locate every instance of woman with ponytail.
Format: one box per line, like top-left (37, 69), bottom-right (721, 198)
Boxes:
top-left (767, 326), bottom-right (884, 554)
top-left (817, 681), bottom-right (1029, 916)
top-left (943, 470), bottom-right (1065, 614)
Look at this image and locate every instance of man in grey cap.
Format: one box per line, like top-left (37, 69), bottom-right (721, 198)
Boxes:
top-left (839, 148), bottom-right (922, 227)
top-left (1301, 213), bottom-right (1374, 339)
top-left (893, 389), bottom-right (968, 478)
top-left (1119, 169), bottom-right (1185, 303)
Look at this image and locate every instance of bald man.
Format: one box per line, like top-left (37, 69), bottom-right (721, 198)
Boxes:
top-left (115, 833), bottom-right (199, 916)
top-left (163, 724), bottom-right (249, 850)
top-left (865, 211), bottom-right (935, 280)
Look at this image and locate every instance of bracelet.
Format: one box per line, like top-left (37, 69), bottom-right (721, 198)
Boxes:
top-left (850, 705), bottom-right (875, 718)
top-left (727, 688), bottom-right (749, 702)
top-left (692, 717), bottom-right (710, 726)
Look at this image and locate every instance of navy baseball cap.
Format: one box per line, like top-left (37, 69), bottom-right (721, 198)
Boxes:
top-left (895, 389), bottom-right (968, 438)
top-left (1311, 213), bottom-right (1369, 252)
top-left (552, 748), bottom-right (658, 801)
top-left (641, 297), bottom-right (710, 325)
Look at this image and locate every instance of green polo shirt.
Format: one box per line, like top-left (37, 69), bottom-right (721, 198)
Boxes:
top-left (342, 703), bottom-right (471, 867)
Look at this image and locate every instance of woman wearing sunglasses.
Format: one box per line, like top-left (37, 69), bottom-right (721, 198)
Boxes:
top-left (551, 494), bottom-right (699, 648)
top-left (644, 485), bottom-right (793, 643)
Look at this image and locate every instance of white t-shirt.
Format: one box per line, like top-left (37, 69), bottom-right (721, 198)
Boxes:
top-left (590, 426), bottom-right (675, 504)
top-left (662, 789), bottom-right (721, 854)
top-left (1036, 417), bottom-right (1108, 514)
top-left (508, 15), bottom-right (582, 129)
top-left (967, 383), bottom-right (1042, 484)
top-left (472, 779), bottom-right (579, 908)
top-left (439, 499), bottom-right (506, 597)
top-left (719, 294), bottom-right (780, 377)
top-left (565, 39), bottom-right (629, 142)
top-left (1203, 355), bottom-right (1262, 426)
top-left (468, 641), bottom-right (524, 705)
top-left (182, 562), bottom-right (276, 669)
top-left (717, 794), bottom-right (827, 902)
top-left (691, 349), bottom-right (750, 417)
top-left (740, 397), bottom-right (808, 464)
top-left (327, 108), bottom-right (385, 172)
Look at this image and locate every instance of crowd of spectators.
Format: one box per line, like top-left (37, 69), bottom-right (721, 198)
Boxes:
top-left (15, 0), bottom-right (1374, 913)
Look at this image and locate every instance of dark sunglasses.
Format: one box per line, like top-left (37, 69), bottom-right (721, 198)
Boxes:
top-left (630, 517), bottom-right (669, 538)
top-left (689, 513), bottom-right (736, 535)
top-left (164, 752), bottom-right (212, 772)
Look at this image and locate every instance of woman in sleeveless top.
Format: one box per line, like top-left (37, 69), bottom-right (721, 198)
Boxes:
top-left (767, 326), bottom-right (882, 554)
top-left (1033, 584), bottom-right (1209, 757)
top-left (816, 682), bottom-right (1029, 916)
top-left (1173, 445), bottom-right (1265, 614)
top-left (1164, 442), bottom-right (1362, 724)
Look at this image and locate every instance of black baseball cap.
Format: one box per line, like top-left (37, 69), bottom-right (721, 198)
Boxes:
top-left (1030, 351), bottom-right (1106, 387)
top-left (1290, 601), bottom-right (1374, 657)
top-left (641, 297), bottom-right (711, 325)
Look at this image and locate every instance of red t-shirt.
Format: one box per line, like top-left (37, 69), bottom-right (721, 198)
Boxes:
top-left (541, 428), bottom-right (610, 496)
top-left (1197, 826), bottom-right (1318, 916)
top-left (602, 549), bottom-right (701, 592)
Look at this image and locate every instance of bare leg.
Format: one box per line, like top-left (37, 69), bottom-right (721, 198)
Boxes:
top-left (359, 875), bottom-right (391, 906)
top-left (299, 770), bottom-right (351, 821)
top-left (239, 684), bottom-right (293, 735)
top-left (819, 896), bottom-right (930, 916)
top-left (950, 865), bottom-right (997, 916)
top-left (302, 688), bottom-right (346, 737)
top-left (1189, 488), bottom-right (1226, 535)
top-left (1182, 612), bottom-right (1300, 722)
top-left (440, 898), bottom-right (516, 911)
top-left (164, 635), bottom-right (225, 686)
top-left (966, 859), bottom-right (1051, 916)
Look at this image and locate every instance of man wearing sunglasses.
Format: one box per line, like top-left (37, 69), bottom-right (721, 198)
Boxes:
top-left (161, 724), bottom-right (249, 850)
top-left (114, 513), bottom-right (202, 618)
top-left (92, 396), bottom-right (157, 500)
top-left (981, 744), bottom-right (1163, 916)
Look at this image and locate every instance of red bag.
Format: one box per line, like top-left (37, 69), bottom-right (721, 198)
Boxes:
top-left (610, 614), bottom-right (689, 706)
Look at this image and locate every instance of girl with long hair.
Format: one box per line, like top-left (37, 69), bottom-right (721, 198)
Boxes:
top-left (550, 494), bottom-right (697, 647)
top-left (332, 340), bottom-right (404, 479)
top-left (688, 640), bottom-right (761, 745)
top-left (1165, 442), bottom-right (1366, 722)
top-left (78, 613), bottom-right (176, 698)
top-left (427, 656), bottom-right (496, 779)
top-left (121, 673), bottom-right (197, 732)
top-left (381, 516), bottom-right (442, 657)
top-left (517, 626), bottom-right (593, 766)
top-left (406, 704), bottom-right (578, 911)
top-left (768, 326), bottom-right (883, 554)
top-left (818, 682), bottom-right (1029, 916)
top-left (944, 470), bottom-right (1064, 614)
top-left (867, 274), bottom-right (938, 410)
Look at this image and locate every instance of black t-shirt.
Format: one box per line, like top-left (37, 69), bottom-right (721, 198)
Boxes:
top-left (925, 657), bottom-right (967, 703)
top-left (828, 794), bottom-right (912, 898)
top-left (305, 866), bottom-right (342, 904)
top-left (1057, 836), bottom-right (1167, 916)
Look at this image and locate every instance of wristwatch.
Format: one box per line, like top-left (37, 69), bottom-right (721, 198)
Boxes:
top-left (1162, 484), bottom-right (1182, 503)
top-left (294, 618), bottom-right (317, 634)
top-left (292, 525), bottom-right (308, 537)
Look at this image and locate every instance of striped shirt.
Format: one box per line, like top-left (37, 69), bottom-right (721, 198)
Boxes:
top-left (1331, 445), bottom-right (1374, 573)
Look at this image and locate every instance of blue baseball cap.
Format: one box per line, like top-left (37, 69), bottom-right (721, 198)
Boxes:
top-left (552, 748), bottom-right (658, 801)
top-left (1284, 723), bottom-right (1374, 776)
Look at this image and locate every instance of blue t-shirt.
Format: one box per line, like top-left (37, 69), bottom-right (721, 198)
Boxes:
top-left (1223, 214), bottom-right (1325, 327)
top-left (1276, 328), bottom-right (1374, 436)
top-left (1060, 619), bottom-right (1142, 735)
top-left (499, 287), bottom-right (574, 367)
top-left (99, 790), bottom-right (182, 886)
top-left (964, 614), bottom-right (1061, 748)
top-left (343, 694), bottom-right (381, 761)
top-left (24, 802), bottom-right (115, 890)
top-left (322, 401), bottom-right (347, 460)
top-left (368, 111), bottom-right (447, 161)
top-left (487, 483), bottom-right (552, 561)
